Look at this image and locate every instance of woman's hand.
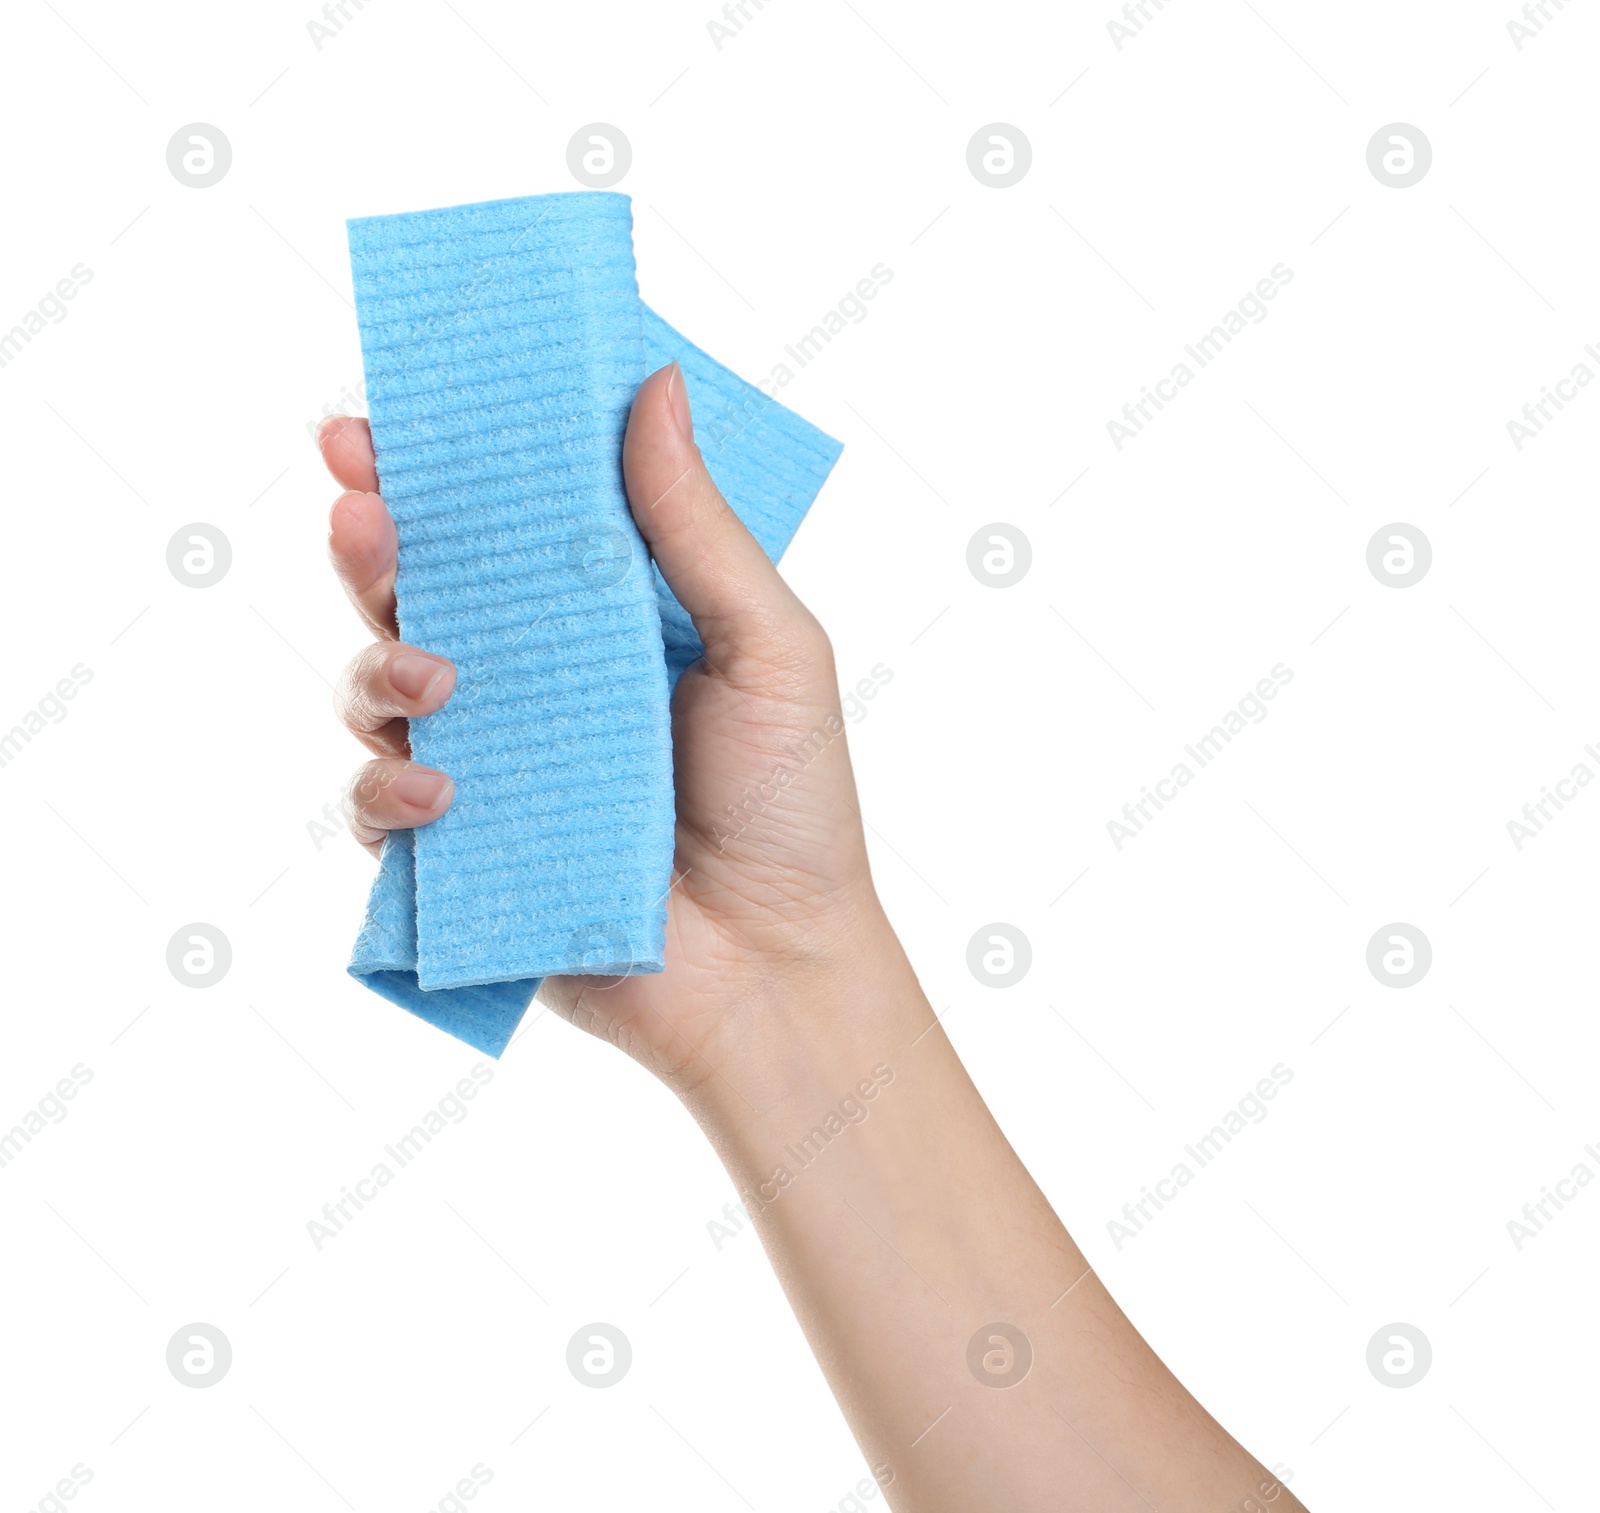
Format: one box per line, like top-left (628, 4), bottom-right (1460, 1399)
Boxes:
top-left (323, 361), bottom-right (1307, 1513)
top-left (323, 361), bottom-right (887, 1097)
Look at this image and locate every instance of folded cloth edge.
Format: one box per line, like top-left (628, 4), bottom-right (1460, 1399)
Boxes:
top-left (345, 221), bottom-right (842, 1057)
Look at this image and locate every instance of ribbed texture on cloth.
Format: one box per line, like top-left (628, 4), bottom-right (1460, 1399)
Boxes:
top-left (345, 192), bottom-right (842, 1056)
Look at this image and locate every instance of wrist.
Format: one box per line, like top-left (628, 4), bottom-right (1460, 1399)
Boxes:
top-left (676, 900), bottom-right (943, 1155)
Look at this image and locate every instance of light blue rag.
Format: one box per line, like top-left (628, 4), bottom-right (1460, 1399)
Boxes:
top-left (344, 192), bottom-right (842, 1057)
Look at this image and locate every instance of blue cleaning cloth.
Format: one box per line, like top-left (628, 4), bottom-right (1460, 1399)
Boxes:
top-left (345, 192), bottom-right (842, 1057)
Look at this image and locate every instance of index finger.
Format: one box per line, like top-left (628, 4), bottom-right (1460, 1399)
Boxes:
top-left (318, 414), bottom-right (379, 493)
top-left (319, 416), bottom-right (399, 639)
top-left (329, 490), bottom-right (400, 639)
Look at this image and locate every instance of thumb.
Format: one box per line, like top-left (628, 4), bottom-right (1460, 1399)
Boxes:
top-left (623, 361), bottom-right (819, 678)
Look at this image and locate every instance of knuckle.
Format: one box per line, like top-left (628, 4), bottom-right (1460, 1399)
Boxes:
top-left (334, 643), bottom-right (394, 731)
top-left (762, 608), bottom-right (832, 681)
top-left (345, 759), bottom-right (397, 818)
top-left (794, 611), bottom-right (834, 665)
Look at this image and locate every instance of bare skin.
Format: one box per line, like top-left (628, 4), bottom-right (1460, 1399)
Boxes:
top-left (321, 362), bottom-right (1309, 1513)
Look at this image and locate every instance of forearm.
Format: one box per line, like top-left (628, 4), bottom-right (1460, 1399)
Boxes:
top-left (680, 909), bottom-right (1305, 1513)
top-left (324, 354), bottom-right (1305, 1509)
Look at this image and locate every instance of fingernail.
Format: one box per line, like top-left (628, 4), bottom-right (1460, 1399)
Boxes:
top-left (392, 767), bottom-right (453, 811)
top-left (665, 361), bottom-right (694, 444)
top-left (389, 653), bottom-right (451, 703)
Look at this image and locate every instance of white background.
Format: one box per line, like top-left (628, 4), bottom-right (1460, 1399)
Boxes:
top-left (0, 1), bottom-right (1594, 1508)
